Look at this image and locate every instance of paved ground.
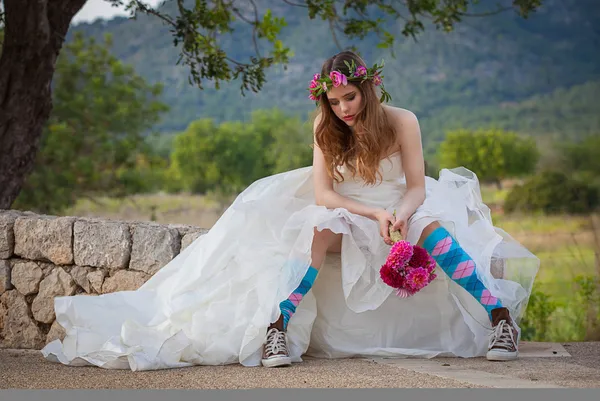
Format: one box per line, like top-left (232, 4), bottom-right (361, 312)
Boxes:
top-left (1, 342), bottom-right (599, 389)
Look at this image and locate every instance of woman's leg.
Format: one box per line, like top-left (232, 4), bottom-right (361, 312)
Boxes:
top-left (418, 221), bottom-right (519, 361)
top-left (272, 227), bottom-right (342, 331)
top-left (262, 228), bottom-right (342, 367)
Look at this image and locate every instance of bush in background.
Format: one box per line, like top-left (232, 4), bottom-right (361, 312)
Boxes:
top-left (504, 171), bottom-right (599, 215)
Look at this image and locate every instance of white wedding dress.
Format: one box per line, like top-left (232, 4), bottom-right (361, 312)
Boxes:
top-left (42, 152), bottom-right (539, 370)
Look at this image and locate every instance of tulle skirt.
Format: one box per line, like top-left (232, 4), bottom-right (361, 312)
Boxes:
top-left (41, 166), bottom-right (539, 370)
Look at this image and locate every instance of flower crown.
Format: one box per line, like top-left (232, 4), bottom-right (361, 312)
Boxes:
top-left (308, 59), bottom-right (392, 105)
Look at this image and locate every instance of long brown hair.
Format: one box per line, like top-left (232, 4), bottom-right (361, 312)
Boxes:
top-left (313, 51), bottom-right (396, 185)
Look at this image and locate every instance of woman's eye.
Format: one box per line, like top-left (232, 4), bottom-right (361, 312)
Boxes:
top-left (331, 95), bottom-right (354, 106)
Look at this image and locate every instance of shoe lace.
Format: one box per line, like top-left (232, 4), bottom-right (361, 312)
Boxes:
top-left (264, 328), bottom-right (288, 357)
top-left (489, 319), bottom-right (515, 349)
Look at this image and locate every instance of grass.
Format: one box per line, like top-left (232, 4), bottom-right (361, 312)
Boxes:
top-left (534, 246), bottom-right (596, 299)
top-left (492, 213), bottom-right (590, 235)
top-left (480, 185), bottom-right (510, 206)
top-left (65, 193), bottom-right (224, 228)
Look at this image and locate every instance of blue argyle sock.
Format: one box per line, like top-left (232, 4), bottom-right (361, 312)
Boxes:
top-left (279, 266), bottom-right (318, 330)
top-left (423, 226), bottom-right (503, 320)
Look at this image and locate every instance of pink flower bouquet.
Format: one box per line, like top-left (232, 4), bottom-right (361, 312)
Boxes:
top-left (380, 240), bottom-right (437, 297)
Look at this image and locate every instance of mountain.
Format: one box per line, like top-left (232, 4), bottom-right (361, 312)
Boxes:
top-left (68, 0), bottom-right (600, 150)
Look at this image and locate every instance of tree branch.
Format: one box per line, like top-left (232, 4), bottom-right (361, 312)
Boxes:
top-left (229, 8), bottom-right (261, 58)
top-left (328, 17), bottom-right (343, 51)
top-left (249, 0), bottom-right (262, 58)
top-left (458, 6), bottom-right (513, 17)
top-left (230, 6), bottom-right (255, 25)
top-left (225, 55), bottom-right (251, 67)
top-left (281, 0), bottom-right (308, 8)
top-left (176, 0), bottom-right (187, 16)
top-left (138, 5), bottom-right (176, 27)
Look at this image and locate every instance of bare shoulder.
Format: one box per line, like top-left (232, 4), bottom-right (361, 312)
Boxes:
top-left (382, 105), bottom-right (421, 145)
top-left (383, 105), bottom-right (419, 128)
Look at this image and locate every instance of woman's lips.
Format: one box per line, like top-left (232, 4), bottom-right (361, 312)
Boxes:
top-left (343, 115), bottom-right (354, 121)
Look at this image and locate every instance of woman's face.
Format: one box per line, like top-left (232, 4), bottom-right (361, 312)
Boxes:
top-left (326, 83), bottom-right (363, 127)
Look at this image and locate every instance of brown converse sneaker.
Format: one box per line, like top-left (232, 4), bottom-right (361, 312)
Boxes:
top-left (261, 327), bottom-right (292, 368)
top-left (486, 307), bottom-right (519, 361)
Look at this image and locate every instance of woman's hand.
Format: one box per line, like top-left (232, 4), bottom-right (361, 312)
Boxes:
top-left (390, 211), bottom-right (411, 239)
top-left (373, 209), bottom-right (396, 246)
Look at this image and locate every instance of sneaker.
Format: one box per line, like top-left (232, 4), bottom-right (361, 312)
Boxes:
top-left (261, 327), bottom-right (292, 368)
top-left (486, 307), bottom-right (519, 361)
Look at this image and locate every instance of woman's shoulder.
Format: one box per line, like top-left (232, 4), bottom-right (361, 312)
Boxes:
top-left (382, 105), bottom-right (420, 146)
top-left (382, 105), bottom-right (419, 126)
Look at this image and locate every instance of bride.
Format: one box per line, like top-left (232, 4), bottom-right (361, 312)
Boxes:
top-left (41, 51), bottom-right (539, 371)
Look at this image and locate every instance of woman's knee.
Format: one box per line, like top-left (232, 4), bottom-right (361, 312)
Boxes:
top-left (424, 221), bottom-right (441, 233)
top-left (313, 227), bottom-right (342, 250)
top-left (417, 221), bottom-right (442, 246)
top-left (313, 227), bottom-right (339, 242)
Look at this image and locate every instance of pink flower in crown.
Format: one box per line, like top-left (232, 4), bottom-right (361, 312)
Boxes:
top-left (330, 71), bottom-right (347, 87)
top-left (354, 66), bottom-right (367, 77)
top-left (309, 93), bottom-right (319, 101)
top-left (373, 74), bottom-right (382, 86)
top-left (313, 73), bottom-right (321, 81)
top-left (322, 82), bottom-right (328, 91)
top-left (309, 79), bottom-right (318, 89)
top-left (405, 267), bottom-right (430, 292)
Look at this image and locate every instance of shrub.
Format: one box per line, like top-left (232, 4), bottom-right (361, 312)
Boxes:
top-left (504, 171), bottom-right (599, 214)
top-left (520, 288), bottom-right (557, 341)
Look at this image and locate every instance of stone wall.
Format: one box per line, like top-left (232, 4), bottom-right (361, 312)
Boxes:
top-left (0, 209), bottom-right (208, 350)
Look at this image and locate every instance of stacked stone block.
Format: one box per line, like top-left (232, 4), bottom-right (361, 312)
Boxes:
top-left (0, 210), bottom-right (207, 349)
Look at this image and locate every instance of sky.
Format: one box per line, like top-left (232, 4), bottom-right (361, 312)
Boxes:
top-left (73, 0), bottom-right (164, 24)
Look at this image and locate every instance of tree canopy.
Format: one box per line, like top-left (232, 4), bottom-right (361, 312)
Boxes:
top-left (168, 108), bottom-right (312, 197)
top-left (439, 128), bottom-right (539, 186)
top-left (12, 33), bottom-right (168, 213)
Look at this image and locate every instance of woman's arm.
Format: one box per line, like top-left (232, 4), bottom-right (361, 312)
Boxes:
top-left (313, 142), bottom-right (381, 220)
top-left (390, 109), bottom-right (427, 235)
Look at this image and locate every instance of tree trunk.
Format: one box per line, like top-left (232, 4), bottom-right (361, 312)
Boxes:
top-left (0, 0), bottom-right (87, 209)
top-left (495, 178), bottom-right (503, 190)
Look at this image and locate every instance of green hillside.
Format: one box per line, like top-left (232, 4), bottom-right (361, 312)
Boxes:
top-left (69, 0), bottom-right (600, 147)
top-left (421, 80), bottom-right (600, 151)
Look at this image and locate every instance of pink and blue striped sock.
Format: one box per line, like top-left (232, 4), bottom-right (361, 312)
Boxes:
top-left (279, 266), bottom-right (318, 330)
top-left (423, 226), bottom-right (502, 320)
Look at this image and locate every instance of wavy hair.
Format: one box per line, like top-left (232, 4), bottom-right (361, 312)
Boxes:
top-left (313, 51), bottom-right (396, 185)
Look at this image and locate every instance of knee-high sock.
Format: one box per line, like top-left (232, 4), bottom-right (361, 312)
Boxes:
top-left (422, 226), bottom-right (502, 320)
top-left (279, 266), bottom-right (318, 330)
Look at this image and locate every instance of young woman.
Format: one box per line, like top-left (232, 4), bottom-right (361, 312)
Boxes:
top-left (42, 51), bottom-right (539, 371)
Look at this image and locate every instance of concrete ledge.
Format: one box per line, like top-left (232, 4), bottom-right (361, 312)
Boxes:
top-left (519, 341), bottom-right (570, 358)
top-left (371, 358), bottom-right (565, 388)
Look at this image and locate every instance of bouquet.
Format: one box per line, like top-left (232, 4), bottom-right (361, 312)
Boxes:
top-left (380, 215), bottom-right (437, 298)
